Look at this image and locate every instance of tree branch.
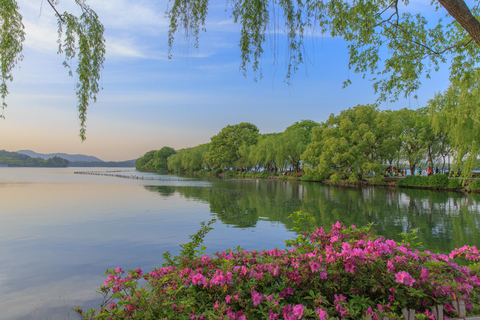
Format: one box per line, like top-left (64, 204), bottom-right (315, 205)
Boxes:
top-left (46, 0), bottom-right (64, 23)
top-left (437, 0), bottom-right (480, 47)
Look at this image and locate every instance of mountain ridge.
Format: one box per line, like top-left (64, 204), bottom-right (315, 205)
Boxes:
top-left (16, 150), bottom-right (104, 162)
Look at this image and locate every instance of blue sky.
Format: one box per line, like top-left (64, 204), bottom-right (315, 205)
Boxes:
top-left (1, 0), bottom-right (452, 161)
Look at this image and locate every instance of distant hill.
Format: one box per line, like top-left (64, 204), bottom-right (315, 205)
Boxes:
top-left (0, 150), bottom-right (69, 167)
top-left (16, 150), bottom-right (104, 162)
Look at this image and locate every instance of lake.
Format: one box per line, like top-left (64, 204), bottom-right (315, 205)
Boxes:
top-left (1, 168), bottom-right (479, 319)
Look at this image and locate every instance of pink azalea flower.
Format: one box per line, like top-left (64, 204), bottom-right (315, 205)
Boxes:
top-left (251, 291), bottom-right (262, 306)
top-left (395, 271), bottom-right (416, 286)
top-left (310, 261), bottom-right (321, 272)
top-left (292, 304), bottom-right (305, 319)
top-left (192, 273), bottom-right (206, 285)
top-left (316, 308), bottom-right (328, 320)
top-left (345, 262), bottom-right (356, 273)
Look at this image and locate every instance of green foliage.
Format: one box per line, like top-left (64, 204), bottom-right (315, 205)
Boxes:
top-left (0, 150), bottom-right (69, 167)
top-left (167, 0), bottom-right (480, 104)
top-left (56, 2), bottom-right (106, 140)
top-left (0, 0), bottom-right (25, 117)
top-left (302, 105), bottom-right (400, 176)
top-left (399, 174), bottom-right (457, 190)
top-left (448, 178), bottom-right (463, 189)
top-left (468, 179), bottom-right (480, 191)
top-left (347, 173), bottom-right (360, 184)
top-left (0, 1), bottom-right (105, 139)
top-left (300, 167), bottom-right (331, 181)
top-left (277, 120), bottom-right (319, 173)
top-left (368, 174), bottom-right (386, 186)
top-left (213, 168), bottom-right (222, 175)
top-left (136, 147), bottom-right (177, 173)
top-left (399, 228), bottom-right (422, 250)
top-left (82, 222), bottom-right (480, 320)
top-left (428, 174), bottom-right (449, 188)
top-left (329, 172), bottom-right (343, 184)
top-left (206, 122), bottom-right (260, 169)
top-left (430, 78), bottom-right (480, 179)
top-left (397, 175), bottom-right (431, 188)
top-left (285, 211), bottom-right (316, 250)
top-left (162, 219), bottom-right (216, 268)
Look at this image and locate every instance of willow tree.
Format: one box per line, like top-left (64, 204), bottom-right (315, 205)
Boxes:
top-left (1, 0), bottom-right (105, 140)
top-left (430, 75), bottom-right (480, 178)
top-left (167, 0), bottom-right (480, 101)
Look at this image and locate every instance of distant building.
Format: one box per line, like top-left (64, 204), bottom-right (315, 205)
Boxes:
top-left (0, 163), bottom-right (8, 167)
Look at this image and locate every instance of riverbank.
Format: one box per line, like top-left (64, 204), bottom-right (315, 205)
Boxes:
top-left (213, 171), bottom-right (479, 193)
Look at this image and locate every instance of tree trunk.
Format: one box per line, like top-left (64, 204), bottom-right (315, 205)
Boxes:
top-left (438, 0), bottom-right (480, 46)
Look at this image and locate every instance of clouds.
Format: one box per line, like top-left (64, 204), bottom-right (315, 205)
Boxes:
top-left (3, 0), bottom-right (452, 161)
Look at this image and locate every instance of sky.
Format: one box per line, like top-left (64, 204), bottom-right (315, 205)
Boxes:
top-left (0, 0), bottom-right (453, 161)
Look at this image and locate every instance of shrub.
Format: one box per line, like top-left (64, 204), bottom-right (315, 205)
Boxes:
top-left (346, 173), bottom-right (360, 184)
top-left (448, 178), bottom-right (463, 189)
top-left (397, 175), bottom-right (430, 188)
top-left (257, 171), bottom-right (274, 178)
top-left (329, 172), bottom-right (343, 184)
top-left (80, 223), bottom-right (480, 320)
top-left (428, 174), bottom-right (449, 188)
top-left (213, 168), bottom-right (223, 175)
top-left (369, 174), bottom-right (386, 186)
top-left (301, 169), bottom-right (331, 182)
top-left (225, 170), bottom-right (236, 176)
top-left (469, 178), bottom-right (480, 191)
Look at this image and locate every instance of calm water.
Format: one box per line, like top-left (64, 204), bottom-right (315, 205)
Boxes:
top-left (1, 168), bottom-right (479, 319)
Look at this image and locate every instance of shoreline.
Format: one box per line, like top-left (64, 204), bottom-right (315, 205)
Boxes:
top-left (215, 172), bottom-right (476, 193)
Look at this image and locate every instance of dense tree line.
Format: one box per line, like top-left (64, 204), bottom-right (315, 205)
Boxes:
top-left (136, 102), bottom-right (478, 179)
top-left (0, 150), bottom-right (69, 167)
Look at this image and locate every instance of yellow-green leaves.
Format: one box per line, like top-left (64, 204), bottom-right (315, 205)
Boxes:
top-left (0, 0), bottom-right (25, 117)
top-left (57, 2), bottom-right (105, 141)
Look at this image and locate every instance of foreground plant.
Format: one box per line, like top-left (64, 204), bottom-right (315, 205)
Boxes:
top-left (78, 218), bottom-right (480, 319)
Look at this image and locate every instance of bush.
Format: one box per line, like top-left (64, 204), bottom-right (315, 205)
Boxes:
top-left (368, 174), bottom-right (386, 186)
top-left (329, 172), bottom-right (343, 184)
top-left (213, 168), bottom-right (223, 175)
top-left (257, 171), bottom-right (274, 178)
top-left (80, 223), bottom-right (480, 320)
top-left (469, 178), bottom-right (480, 191)
top-left (301, 169), bottom-right (331, 182)
top-left (346, 173), bottom-right (360, 184)
top-left (397, 175), bottom-right (430, 188)
top-left (448, 178), bottom-right (463, 189)
top-left (428, 174), bottom-right (449, 188)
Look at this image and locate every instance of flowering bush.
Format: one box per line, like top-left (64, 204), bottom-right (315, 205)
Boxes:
top-left (78, 221), bottom-right (480, 319)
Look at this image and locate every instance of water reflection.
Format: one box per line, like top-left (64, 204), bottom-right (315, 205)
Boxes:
top-left (146, 181), bottom-right (480, 253)
top-left (2, 169), bottom-right (480, 320)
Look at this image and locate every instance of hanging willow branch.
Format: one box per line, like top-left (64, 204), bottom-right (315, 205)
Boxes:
top-left (55, 0), bottom-right (106, 141)
top-left (0, 0), bottom-right (105, 140)
top-left (0, 0), bottom-right (25, 118)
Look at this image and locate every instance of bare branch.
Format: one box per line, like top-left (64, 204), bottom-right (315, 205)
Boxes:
top-left (46, 0), bottom-right (64, 23)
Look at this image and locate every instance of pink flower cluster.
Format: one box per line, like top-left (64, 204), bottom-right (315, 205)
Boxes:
top-left (89, 222), bottom-right (480, 320)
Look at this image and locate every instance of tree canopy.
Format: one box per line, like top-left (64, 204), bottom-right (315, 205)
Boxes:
top-left (167, 0), bottom-right (480, 102)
